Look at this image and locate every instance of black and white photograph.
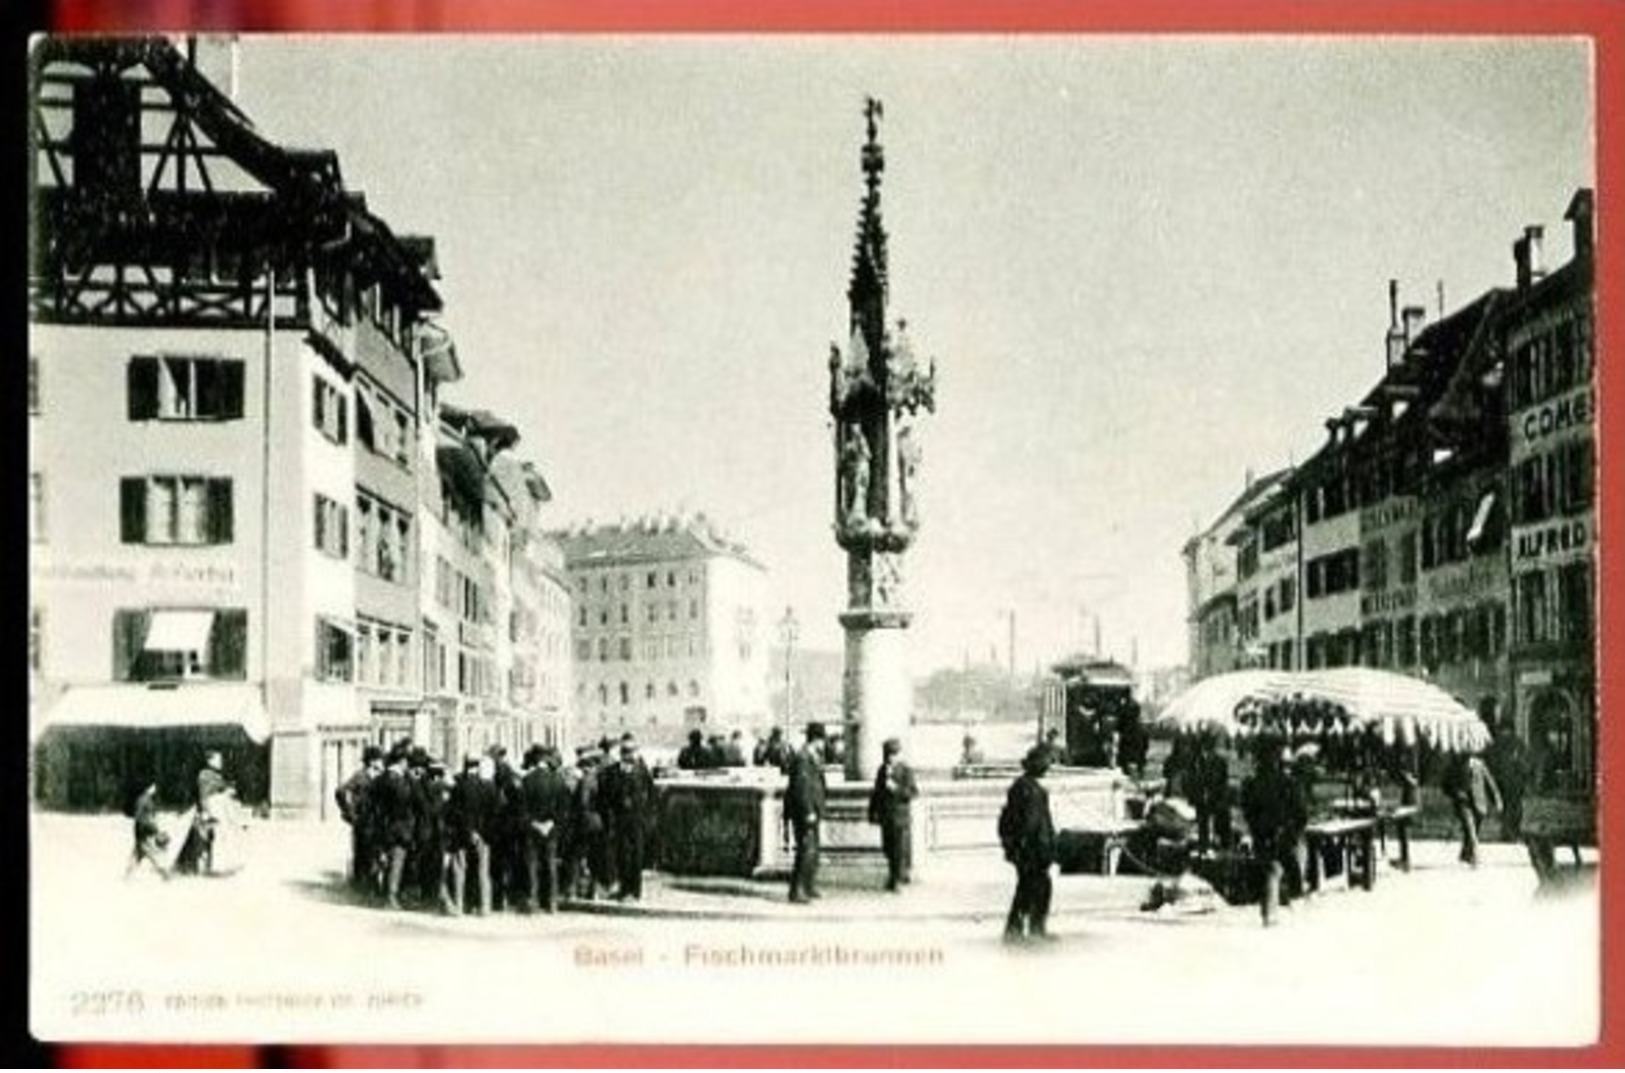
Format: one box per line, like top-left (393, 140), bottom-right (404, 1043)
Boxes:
top-left (27, 33), bottom-right (1600, 1045)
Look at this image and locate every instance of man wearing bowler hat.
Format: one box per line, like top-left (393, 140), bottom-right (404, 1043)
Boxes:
top-left (786, 721), bottom-right (830, 903)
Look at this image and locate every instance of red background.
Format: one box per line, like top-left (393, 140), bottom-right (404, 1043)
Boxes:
top-left (38, 1), bottom-right (1622, 1067)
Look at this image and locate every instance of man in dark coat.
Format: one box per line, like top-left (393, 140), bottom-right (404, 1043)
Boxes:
top-left (566, 744), bottom-right (612, 899)
top-left (1443, 747), bottom-right (1503, 867)
top-left (754, 727), bottom-right (792, 770)
top-left (413, 755), bottom-right (454, 910)
top-left (721, 730), bottom-right (748, 768)
top-left (601, 738), bottom-right (657, 901)
top-left (335, 745), bottom-right (383, 892)
top-left (446, 755), bottom-right (501, 915)
top-left (519, 745), bottom-right (573, 913)
top-left (371, 748), bottom-right (416, 910)
top-left (488, 745), bottom-right (525, 911)
top-left (1482, 703), bottom-right (1528, 841)
top-left (1240, 737), bottom-right (1309, 926)
top-left (406, 748), bottom-right (444, 907)
top-left (868, 737), bottom-right (920, 892)
top-left (677, 729), bottom-right (710, 771)
top-left (1001, 745), bottom-right (1057, 943)
top-left (785, 721), bottom-right (830, 904)
top-left (1188, 733), bottom-right (1234, 854)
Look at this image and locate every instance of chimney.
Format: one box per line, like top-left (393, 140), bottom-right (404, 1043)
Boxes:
top-left (1525, 226), bottom-right (1546, 281)
top-left (1514, 225), bottom-right (1546, 289)
top-left (1402, 305), bottom-right (1427, 347)
top-left (1566, 188), bottom-right (1595, 262)
top-left (1385, 280), bottom-right (1407, 368)
top-left (184, 34), bottom-right (242, 103)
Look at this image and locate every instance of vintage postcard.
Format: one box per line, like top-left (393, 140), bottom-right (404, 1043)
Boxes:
top-left (27, 32), bottom-right (1602, 1048)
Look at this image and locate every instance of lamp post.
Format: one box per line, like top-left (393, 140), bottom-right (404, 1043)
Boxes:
top-left (778, 606), bottom-right (799, 736)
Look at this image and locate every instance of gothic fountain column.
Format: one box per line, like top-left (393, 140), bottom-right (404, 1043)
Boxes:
top-left (828, 97), bottom-right (937, 784)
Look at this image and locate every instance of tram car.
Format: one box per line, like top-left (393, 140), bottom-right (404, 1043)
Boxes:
top-left (1037, 656), bottom-right (1147, 772)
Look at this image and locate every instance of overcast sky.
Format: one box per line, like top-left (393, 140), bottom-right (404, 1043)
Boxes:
top-left (231, 35), bottom-right (1592, 674)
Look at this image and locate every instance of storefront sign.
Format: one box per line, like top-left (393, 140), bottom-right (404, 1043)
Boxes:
top-left (1360, 498), bottom-right (1416, 533)
top-left (29, 558), bottom-right (239, 588)
top-left (1360, 587), bottom-right (1416, 616)
top-left (1425, 559), bottom-right (1503, 603)
top-left (1513, 517), bottom-right (1591, 564)
top-left (1515, 386), bottom-right (1594, 448)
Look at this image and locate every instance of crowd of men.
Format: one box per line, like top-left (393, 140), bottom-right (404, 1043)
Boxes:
top-left (334, 734), bottom-right (656, 914)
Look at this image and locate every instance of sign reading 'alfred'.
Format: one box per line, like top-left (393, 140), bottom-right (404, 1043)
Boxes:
top-left (1513, 516), bottom-right (1591, 564)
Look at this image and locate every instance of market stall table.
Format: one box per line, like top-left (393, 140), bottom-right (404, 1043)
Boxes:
top-left (1303, 815), bottom-right (1378, 893)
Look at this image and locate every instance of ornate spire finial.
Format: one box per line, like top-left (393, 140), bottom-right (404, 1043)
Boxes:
top-left (849, 96), bottom-right (889, 348)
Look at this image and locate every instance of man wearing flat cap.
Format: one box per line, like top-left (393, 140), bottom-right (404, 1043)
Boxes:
top-left (786, 721), bottom-right (830, 903)
top-left (868, 737), bottom-right (920, 892)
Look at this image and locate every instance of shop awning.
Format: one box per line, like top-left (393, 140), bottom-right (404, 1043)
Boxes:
top-left (39, 682), bottom-right (270, 743)
top-left (143, 610), bottom-right (216, 652)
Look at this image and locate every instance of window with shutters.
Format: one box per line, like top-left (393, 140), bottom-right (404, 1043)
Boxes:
top-left (314, 494), bottom-right (349, 559)
top-left (312, 375), bottom-right (348, 444)
top-left (110, 607), bottom-right (248, 682)
top-left (120, 476), bottom-right (233, 545)
top-left (127, 356), bottom-right (245, 422)
top-left (316, 617), bottom-right (354, 682)
top-left (356, 490), bottom-right (411, 584)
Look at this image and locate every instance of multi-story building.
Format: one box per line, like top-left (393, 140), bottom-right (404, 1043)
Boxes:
top-left (1183, 469), bottom-right (1289, 679)
top-left (28, 38), bottom-right (448, 815)
top-left (558, 515), bottom-right (770, 746)
top-left (1503, 191), bottom-right (1596, 793)
top-left (1238, 481), bottom-right (1299, 670)
top-left (419, 404), bottom-right (516, 762)
top-left (493, 455), bottom-right (575, 751)
top-left (1185, 189), bottom-right (1596, 777)
top-left (1411, 290), bottom-right (1510, 711)
top-left (28, 37), bottom-right (571, 816)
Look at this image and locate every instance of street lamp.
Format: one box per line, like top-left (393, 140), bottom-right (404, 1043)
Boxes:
top-left (778, 606), bottom-right (799, 735)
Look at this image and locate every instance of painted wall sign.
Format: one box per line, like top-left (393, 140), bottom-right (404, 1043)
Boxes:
top-left (1513, 386), bottom-right (1594, 449)
top-left (1424, 559), bottom-right (1504, 603)
top-left (29, 558), bottom-right (239, 588)
top-left (1512, 516), bottom-right (1591, 565)
top-left (1360, 497), bottom-right (1417, 532)
top-left (1360, 587), bottom-right (1416, 616)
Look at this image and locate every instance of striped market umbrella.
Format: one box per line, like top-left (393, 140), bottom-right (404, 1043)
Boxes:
top-left (1154, 667), bottom-right (1491, 752)
top-left (1152, 670), bottom-right (1295, 738)
top-left (1291, 667), bottom-right (1493, 753)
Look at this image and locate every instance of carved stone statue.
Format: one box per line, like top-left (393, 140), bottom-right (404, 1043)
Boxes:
top-left (841, 425), bottom-right (871, 526)
top-left (848, 555), bottom-right (871, 607)
top-left (897, 422), bottom-right (921, 529)
top-left (828, 343), bottom-right (844, 414)
top-left (873, 552), bottom-right (902, 608)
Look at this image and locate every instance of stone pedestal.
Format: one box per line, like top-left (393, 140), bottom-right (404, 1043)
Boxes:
top-left (651, 766), bottom-right (1132, 885)
top-left (840, 609), bottom-right (913, 783)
